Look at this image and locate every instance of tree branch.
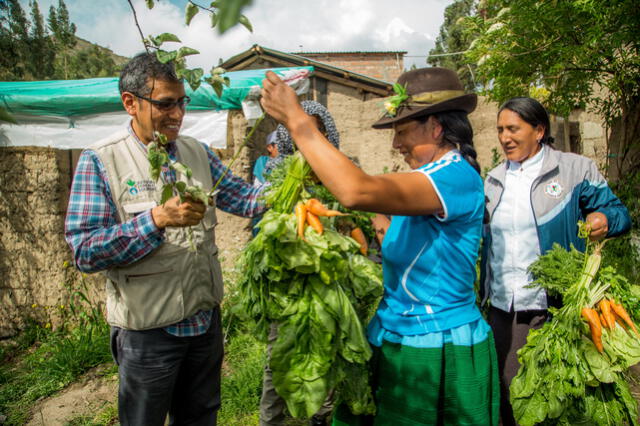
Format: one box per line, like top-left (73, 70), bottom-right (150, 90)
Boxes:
top-left (188, 1), bottom-right (214, 13)
top-left (127, 0), bottom-right (149, 53)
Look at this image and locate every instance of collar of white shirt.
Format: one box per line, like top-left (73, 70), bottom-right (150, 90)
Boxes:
top-left (506, 144), bottom-right (545, 173)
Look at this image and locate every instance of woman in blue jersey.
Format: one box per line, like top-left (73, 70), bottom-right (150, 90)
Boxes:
top-left (261, 67), bottom-right (499, 426)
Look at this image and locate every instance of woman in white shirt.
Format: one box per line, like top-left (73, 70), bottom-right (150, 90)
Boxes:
top-left (481, 97), bottom-right (631, 425)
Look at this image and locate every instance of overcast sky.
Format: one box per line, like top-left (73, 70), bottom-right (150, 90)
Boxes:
top-left (25, 0), bottom-right (452, 72)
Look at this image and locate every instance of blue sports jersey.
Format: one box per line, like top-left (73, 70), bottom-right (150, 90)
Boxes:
top-left (373, 150), bottom-right (485, 336)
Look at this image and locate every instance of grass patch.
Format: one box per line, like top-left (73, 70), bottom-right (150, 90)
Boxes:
top-left (0, 319), bottom-right (111, 425)
top-left (0, 271), bottom-right (111, 425)
top-left (218, 332), bottom-right (265, 425)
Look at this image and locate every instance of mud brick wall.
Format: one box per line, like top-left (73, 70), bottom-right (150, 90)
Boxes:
top-left (0, 148), bottom-right (96, 337)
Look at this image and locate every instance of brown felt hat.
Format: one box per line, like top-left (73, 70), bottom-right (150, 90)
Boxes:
top-left (372, 67), bottom-right (477, 129)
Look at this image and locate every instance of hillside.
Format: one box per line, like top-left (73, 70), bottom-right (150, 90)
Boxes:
top-left (74, 36), bottom-right (130, 68)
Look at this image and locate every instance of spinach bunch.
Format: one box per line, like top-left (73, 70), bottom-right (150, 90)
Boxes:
top-left (238, 210), bottom-right (382, 418)
top-left (237, 152), bottom-right (383, 418)
top-left (511, 241), bottom-right (640, 425)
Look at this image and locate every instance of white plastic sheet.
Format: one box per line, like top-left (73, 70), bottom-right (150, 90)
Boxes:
top-left (0, 110), bottom-right (229, 150)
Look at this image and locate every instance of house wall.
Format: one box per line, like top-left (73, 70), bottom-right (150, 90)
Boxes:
top-left (296, 52), bottom-right (405, 82)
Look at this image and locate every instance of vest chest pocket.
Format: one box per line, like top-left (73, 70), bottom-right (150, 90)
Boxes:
top-left (122, 200), bottom-right (158, 221)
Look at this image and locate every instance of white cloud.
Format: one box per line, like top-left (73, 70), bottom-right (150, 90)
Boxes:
top-left (21, 0), bottom-right (451, 71)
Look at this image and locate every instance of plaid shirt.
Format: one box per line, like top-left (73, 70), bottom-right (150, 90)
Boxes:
top-left (65, 126), bottom-right (265, 336)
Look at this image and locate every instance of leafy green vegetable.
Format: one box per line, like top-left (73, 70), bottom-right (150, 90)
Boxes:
top-left (511, 232), bottom-right (640, 426)
top-left (238, 154), bottom-right (382, 418)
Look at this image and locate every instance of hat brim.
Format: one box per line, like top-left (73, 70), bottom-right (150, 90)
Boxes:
top-left (372, 93), bottom-right (478, 129)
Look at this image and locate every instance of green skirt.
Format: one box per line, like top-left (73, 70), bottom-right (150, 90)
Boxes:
top-left (333, 330), bottom-right (500, 426)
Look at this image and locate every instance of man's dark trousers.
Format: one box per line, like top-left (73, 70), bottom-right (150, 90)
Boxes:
top-left (110, 307), bottom-right (223, 426)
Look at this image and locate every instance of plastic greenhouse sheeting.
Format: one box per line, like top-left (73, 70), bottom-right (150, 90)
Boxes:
top-left (0, 66), bottom-right (313, 117)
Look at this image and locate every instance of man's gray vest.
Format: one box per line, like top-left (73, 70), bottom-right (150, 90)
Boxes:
top-left (92, 130), bottom-right (222, 330)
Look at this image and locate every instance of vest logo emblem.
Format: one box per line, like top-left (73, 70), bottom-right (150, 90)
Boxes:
top-left (126, 179), bottom-right (138, 195)
top-left (125, 179), bottom-right (156, 196)
top-left (545, 180), bottom-right (563, 198)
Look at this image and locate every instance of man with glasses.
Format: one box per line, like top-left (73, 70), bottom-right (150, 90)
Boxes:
top-left (65, 52), bottom-right (265, 425)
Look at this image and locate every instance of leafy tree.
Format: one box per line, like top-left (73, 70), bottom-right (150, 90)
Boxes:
top-left (48, 0), bottom-right (77, 79)
top-left (68, 44), bottom-right (117, 79)
top-left (1, 0), bottom-right (30, 79)
top-left (465, 0), bottom-right (640, 179)
top-left (27, 0), bottom-right (54, 79)
top-left (427, 0), bottom-right (477, 91)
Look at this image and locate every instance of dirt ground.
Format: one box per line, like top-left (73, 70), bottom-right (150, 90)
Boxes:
top-left (23, 364), bottom-right (640, 425)
top-left (26, 365), bottom-right (118, 426)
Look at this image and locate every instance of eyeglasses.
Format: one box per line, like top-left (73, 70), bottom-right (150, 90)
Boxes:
top-left (131, 92), bottom-right (191, 111)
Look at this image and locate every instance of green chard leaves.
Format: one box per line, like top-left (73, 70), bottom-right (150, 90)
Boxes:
top-left (237, 154), bottom-right (382, 418)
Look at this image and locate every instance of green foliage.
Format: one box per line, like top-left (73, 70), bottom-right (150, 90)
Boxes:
top-left (605, 170), bottom-right (640, 284)
top-left (465, 0), bottom-right (640, 176)
top-left (27, 0), bottom-right (54, 79)
top-left (0, 106), bottom-right (17, 124)
top-left (511, 237), bottom-right (640, 425)
top-left (137, 0), bottom-right (252, 92)
top-left (0, 0), bottom-right (118, 81)
top-left (217, 333), bottom-right (265, 425)
top-left (239, 153), bottom-right (383, 418)
top-left (480, 146), bottom-right (503, 178)
top-left (427, 0), bottom-right (481, 90)
top-left (0, 270), bottom-right (111, 425)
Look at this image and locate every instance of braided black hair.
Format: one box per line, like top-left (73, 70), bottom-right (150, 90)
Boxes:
top-left (417, 111), bottom-right (481, 174)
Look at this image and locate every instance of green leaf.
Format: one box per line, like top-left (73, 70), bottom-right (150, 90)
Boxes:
top-left (185, 186), bottom-right (209, 204)
top-left (160, 184), bottom-right (173, 204)
top-left (156, 49), bottom-right (177, 64)
top-left (176, 46), bottom-right (200, 60)
top-left (178, 68), bottom-right (204, 92)
top-left (185, 2), bottom-right (199, 26)
top-left (216, 0), bottom-right (252, 34)
top-left (210, 12), bottom-right (219, 28)
top-left (0, 106), bottom-right (18, 124)
top-left (238, 14), bottom-right (253, 32)
top-left (208, 74), bottom-right (228, 98)
top-left (175, 181), bottom-right (187, 193)
top-left (171, 161), bottom-right (193, 179)
top-left (146, 0), bottom-right (154, 9)
top-left (152, 32), bottom-right (181, 46)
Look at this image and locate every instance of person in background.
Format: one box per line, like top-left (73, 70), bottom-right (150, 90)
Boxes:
top-left (261, 67), bottom-right (499, 425)
top-left (259, 100), bottom-right (340, 426)
top-left (64, 52), bottom-right (265, 426)
top-left (253, 130), bottom-right (279, 185)
top-left (481, 96), bottom-right (631, 426)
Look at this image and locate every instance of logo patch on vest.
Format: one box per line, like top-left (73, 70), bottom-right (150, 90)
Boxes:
top-left (544, 180), bottom-right (563, 198)
top-left (125, 179), bottom-right (156, 196)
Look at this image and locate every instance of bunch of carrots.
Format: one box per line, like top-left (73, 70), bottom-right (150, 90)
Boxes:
top-left (295, 198), bottom-right (368, 255)
top-left (582, 298), bottom-right (638, 353)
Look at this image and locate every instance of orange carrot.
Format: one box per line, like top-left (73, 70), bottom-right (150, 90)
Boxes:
top-left (306, 198), bottom-right (346, 217)
top-left (599, 299), bottom-right (615, 329)
top-left (306, 212), bottom-right (323, 235)
top-left (600, 312), bottom-right (607, 329)
top-left (295, 203), bottom-right (307, 240)
top-left (610, 300), bottom-right (638, 335)
top-left (350, 227), bottom-right (368, 256)
top-left (582, 307), bottom-right (603, 352)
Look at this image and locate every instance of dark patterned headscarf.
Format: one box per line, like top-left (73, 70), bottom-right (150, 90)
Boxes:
top-left (265, 100), bottom-right (340, 173)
